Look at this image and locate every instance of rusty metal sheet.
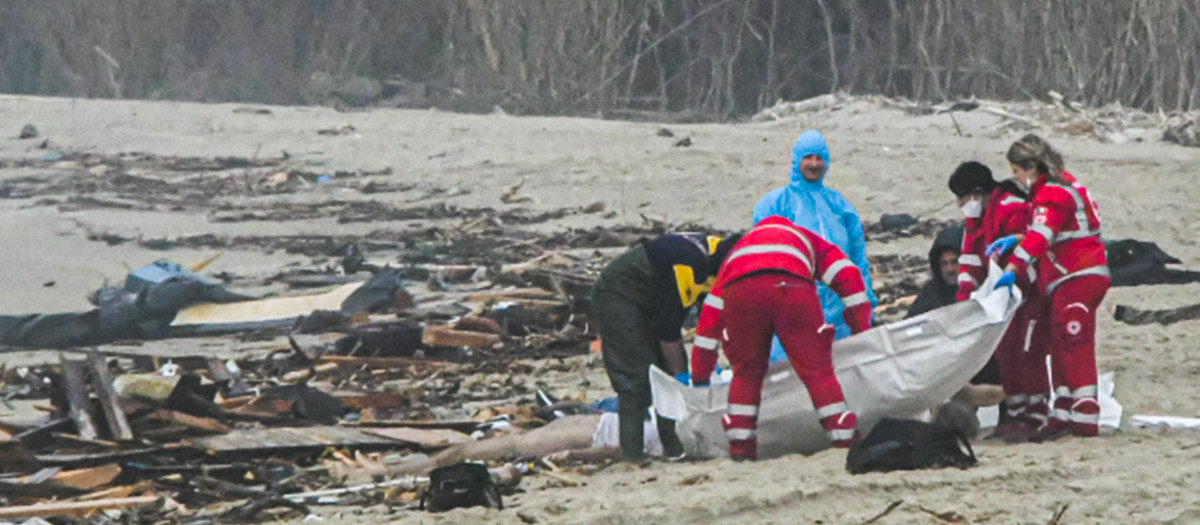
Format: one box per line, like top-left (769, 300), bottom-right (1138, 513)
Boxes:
top-left (190, 426), bottom-right (402, 452)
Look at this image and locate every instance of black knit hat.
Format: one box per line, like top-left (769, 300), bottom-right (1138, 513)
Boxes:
top-left (948, 161), bottom-right (997, 198)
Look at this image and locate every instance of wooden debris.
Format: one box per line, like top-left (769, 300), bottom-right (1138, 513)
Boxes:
top-left (190, 426), bottom-right (402, 453)
top-left (43, 464), bottom-right (122, 490)
top-left (422, 325), bottom-right (502, 348)
top-left (144, 409), bottom-right (231, 435)
top-left (0, 495), bottom-right (159, 519)
top-left (360, 427), bottom-right (471, 450)
top-left (88, 351), bottom-right (133, 440)
top-left (861, 500), bottom-right (904, 525)
top-left (60, 357), bottom-right (98, 440)
top-left (331, 391), bottom-right (407, 410)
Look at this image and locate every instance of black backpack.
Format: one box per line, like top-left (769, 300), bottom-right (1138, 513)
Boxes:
top-left (846, 418), bottom-right (977, 474)
top-left (420, 462), bottom-right (503, 512)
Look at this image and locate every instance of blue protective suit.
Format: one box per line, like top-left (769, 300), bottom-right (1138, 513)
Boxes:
top-left (753, 130), bottom-right (877, 361)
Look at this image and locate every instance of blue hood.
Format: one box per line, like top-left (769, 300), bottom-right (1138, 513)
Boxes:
top-left (790, 130), bottom-right (831, 185)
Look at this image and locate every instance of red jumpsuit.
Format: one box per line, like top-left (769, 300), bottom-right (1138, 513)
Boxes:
top-left (1008, 171), bottom-right (1110, 437)
top-left (959, 187), bottom-right (1051, 431)
top-left (691, 216), bottom-right (872, 459)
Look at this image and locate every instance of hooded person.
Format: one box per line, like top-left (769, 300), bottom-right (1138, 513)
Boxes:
top-left (753, 130), bottom-right (877, 357)
top-left (906, 224), bottom-right (964, 318)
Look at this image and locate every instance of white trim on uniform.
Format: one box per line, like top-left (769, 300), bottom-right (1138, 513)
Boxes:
top-left (693, 335), bottom-right (719, 350)
top-left (820, 259), bottom-right (856, 286)
top-left (841, 291), bottom-right (869, 308)
top-left (957, 273), bottom-right (978, 285)
top-left (726, 244), bottom-right (813, 273)
top-left (727, 404), bottom-right (759, 417)
top-left (1045, 265), bottom-right (1111, 294)
top-left (1014, 246), bottom-right (1033, 262)
top-left (1000, 196), bottom-right (1026, 206)
top-left (815, 402), bottom-right (848, 418)
top-left (1029, 223), bottom-right (1055, 244)
top-left (703, 294), bottom-right (725, 310)
top-left (726, 428), bottom-right (756, 441)
top-left (958, 254), bottom-right (983, 267)
top-left (827, 428), bottom-right (856, 441)
top-left (1071, 385), bottom-right (1098, 398)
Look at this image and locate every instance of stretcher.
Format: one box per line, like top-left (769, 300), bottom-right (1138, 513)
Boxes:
top-left (650, 263), bottom-right (1022, 459)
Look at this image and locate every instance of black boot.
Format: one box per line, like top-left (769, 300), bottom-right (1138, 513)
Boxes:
top-left (656, 414), bottom-right (686, 461)
top-left (617, 396), bottom-right (647, 462)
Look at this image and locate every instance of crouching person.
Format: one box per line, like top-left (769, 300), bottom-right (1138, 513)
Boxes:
top-left (690, 216), bottom-right (872, 460)
top-left (590, 232), bottom-right (738, 462)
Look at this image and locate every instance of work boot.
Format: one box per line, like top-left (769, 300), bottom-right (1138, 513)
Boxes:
top-left (656, 414), bottom-right (686, 461)
top-left (1028, 418), bottom-right (1070, 443)
top-left (991, 419), bottom-right (1037, 444)
top-left (617, 398), bottom-right (647, 462)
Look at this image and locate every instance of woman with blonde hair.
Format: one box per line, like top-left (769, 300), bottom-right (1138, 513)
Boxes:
top-left (987, 134), bottom-right (1109, 440)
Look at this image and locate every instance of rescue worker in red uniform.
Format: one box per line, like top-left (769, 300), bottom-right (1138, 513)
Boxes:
top-left (690, 215), bottom-right (872, 460)
top-left (949, 161), bottom-right (1051, 442)
top-left (989, 134), bottom-right (1110, 440)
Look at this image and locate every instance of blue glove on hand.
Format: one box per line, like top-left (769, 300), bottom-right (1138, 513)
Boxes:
top-left (986, 235), bottom-right (1020, 257)
top-left (993, 270), bottom-right (1017, 291)
top-left (675, 372), bottom-right (692, 386)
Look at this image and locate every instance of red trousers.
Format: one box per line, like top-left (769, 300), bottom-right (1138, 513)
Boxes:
top-left (1040, 275), bottom-right (1109, 436)
top-left (718, 273), bottom-right (856, 460)
top-left (995, 295), bottom-right (1051, 426)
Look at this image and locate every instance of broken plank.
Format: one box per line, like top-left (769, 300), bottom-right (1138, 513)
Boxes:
top-left (281, 362), bottom-right (339, 383)
top-left (170, 281), bottom-right (365, 332)
top-left (316, 355), bottom-right (455, 370)
top-left (0, 495), bottom-right (159, 519)
top-left (45, 464), bottom-right (121, 490)
top-left (75, 482), bottom-right (149, 501)
top-left (349, 419), bottom-right (482, 434)
top-left (360, 427), bottom-right (471, 451)
top-left (189, 426), bottom-right (403, 453)
top-left (332, 391), bottom-right (408, 410)
top-left (144, 409), bottom-right (230, 435)
top-left (88, 350), bottom-right (134, 440)
top-left (466, 287), bottom-right (555, 302)
top-left (422, 325), bottom-right (501, 348)
top-left (60, 357), bottom-right (98, 440)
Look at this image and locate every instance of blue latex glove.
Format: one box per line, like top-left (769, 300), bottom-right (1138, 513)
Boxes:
top-left (993, 270), bottom-right (1017, 291)
top-left (675, 372), bottom-right (692, 386)
top-left (986, 235), bottom-right (1021, 257)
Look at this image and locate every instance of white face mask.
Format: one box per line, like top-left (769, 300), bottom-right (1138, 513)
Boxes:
top-left (960, 199), bottom-right (983, 218)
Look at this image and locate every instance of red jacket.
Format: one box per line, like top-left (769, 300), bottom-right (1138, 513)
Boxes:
top-left (1010, 171), bottom-right (1109, 294)
top-left (958, 186), bottom-right (1032, 300)
top-left (691, 216), bottom-right (871, 380)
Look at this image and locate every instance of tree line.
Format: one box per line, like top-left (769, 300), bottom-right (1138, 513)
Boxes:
top-left (2, 0), bottom-right (1196, 118)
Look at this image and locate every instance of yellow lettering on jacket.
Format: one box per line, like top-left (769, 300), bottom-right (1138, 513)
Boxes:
top-left (672, 264), bottom-right (714, 307)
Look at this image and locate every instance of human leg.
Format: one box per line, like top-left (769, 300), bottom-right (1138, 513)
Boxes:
top-left (773, 277), bottom-right (857, 447)
top-left (716, 275), bottom-right (778, 460)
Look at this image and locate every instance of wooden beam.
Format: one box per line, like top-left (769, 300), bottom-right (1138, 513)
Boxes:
top-left (144, 410), bottom-right (230, 435)
top-left (0, 496), bottom-right (159, 519)
top-left (466, 287), bottom-right (555, 302)
top-left (331, 391), bottom-right (407, 410)
top-left (421, 325), bottom-right (502, 348)
top-left (87, 351), bottom-right (133, 440)
top-left (60, 357), bottom-right (98, 441)
top-left (316, 355), bottom-right (455, 370)
top-left (47, 464), bottom-right (122, 490)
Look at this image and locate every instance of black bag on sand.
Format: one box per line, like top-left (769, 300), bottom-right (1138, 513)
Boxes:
top-left (846, 418), bottom-right (977, 474)
top-left (420, 462), bottom-right (503, 512)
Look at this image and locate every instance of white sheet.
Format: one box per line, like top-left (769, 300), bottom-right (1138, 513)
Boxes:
top-left (651, 263), bottom-right (1024, 459)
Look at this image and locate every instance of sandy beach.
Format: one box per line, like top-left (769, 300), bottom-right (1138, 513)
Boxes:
top-left (2, 93), bottom-right (1200, 524)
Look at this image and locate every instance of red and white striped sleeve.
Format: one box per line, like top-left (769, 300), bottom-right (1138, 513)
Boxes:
top-left (690, 277), bottom-right (724, 384)
top-left (808, 231), bottom-right (872, 334)
top-left (957, 217), bottom-right (987, 301)
top-left (1010, 189), bottom-right (1069, 283)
